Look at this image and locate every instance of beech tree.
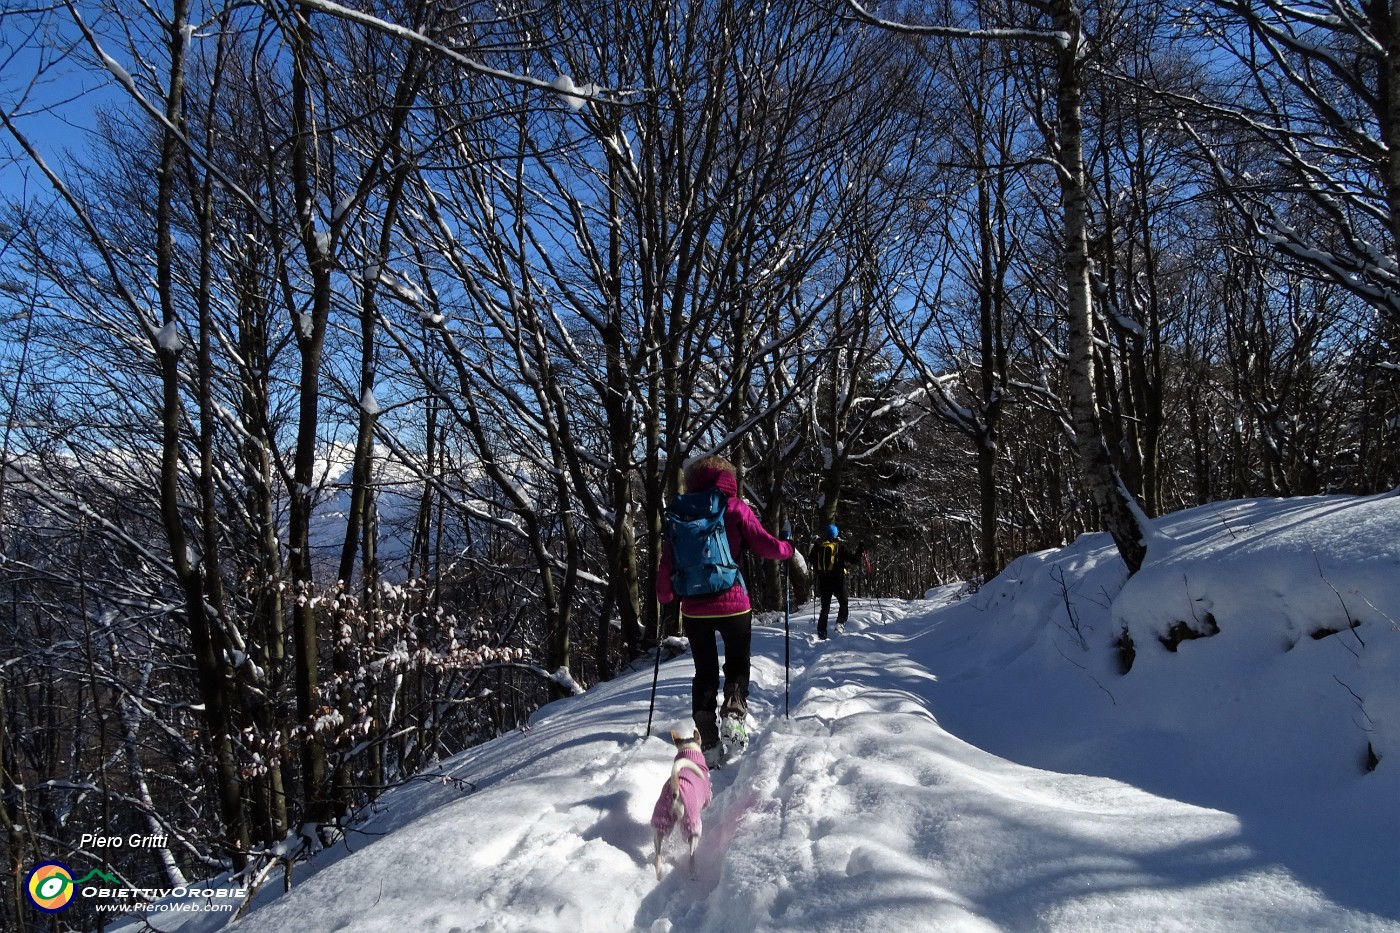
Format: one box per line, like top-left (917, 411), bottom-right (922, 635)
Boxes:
top-left (847, 0), bottom-right (1150, 573)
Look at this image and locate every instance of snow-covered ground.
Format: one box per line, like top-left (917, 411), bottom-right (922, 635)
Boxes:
top-left (132, 493), bottom-right (1400, 932)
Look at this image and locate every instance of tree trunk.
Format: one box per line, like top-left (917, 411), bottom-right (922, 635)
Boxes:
top-left (154, 0), bottom-right (248, 868)
top-left (605, 172), bottom-right (645, 659)
top-left (288, 2), bottom-right (332, 827)
top-left (976, 169), bottom-right (1005, 580)
top-left (1053, 0), bottom-right (1147, 574)
top-left (236, 248), bottom-right (289, 845)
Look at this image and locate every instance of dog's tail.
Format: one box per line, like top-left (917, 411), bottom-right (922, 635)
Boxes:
top-left (668, 760), bottom-right (686, 826)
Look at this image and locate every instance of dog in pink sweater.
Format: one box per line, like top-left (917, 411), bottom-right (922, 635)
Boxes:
top-left (651, 727), bottom-right (712, 878)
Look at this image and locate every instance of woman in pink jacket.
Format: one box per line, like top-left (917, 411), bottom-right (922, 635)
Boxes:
top-left (657, 455), bottom-right (794, 763)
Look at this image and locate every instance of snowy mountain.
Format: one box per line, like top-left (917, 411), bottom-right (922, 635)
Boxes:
top-left (125, 493), bottom-right (1399, 932)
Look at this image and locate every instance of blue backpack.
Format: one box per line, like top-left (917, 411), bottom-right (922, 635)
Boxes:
top-left (664, 488), bottom-right (740, 597)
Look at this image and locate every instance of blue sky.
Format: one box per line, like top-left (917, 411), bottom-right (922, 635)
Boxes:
top-left (1, 8), bottom-right (124, 204)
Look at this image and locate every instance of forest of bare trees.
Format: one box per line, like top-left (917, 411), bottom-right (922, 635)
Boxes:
top-left (0, 0), bottom-right (1395, 927)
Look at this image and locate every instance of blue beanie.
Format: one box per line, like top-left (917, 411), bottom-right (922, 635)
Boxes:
top-left (828, 524), bottom-right (839, 539)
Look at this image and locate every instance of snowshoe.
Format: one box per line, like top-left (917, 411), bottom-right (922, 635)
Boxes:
top-left (719, 714), bottom-right (748, 763)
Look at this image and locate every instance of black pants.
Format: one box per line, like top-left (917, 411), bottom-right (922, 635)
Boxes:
top-left (815, 573), bottom-right (848, 636)
top-left (685, 611), bottom-right (752, 746)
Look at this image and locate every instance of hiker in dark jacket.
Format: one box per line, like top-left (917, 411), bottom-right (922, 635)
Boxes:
top-left (657, 455), bottom-right (794, 763)
top-left (808, 524), bottom-right (863, 640)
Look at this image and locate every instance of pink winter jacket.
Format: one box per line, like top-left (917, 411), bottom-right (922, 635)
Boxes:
top-left (650, 746), bottom-right (712, 838)
top-left (656, 466), bottom-right (793, 617)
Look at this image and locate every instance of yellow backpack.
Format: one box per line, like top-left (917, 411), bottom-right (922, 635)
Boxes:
top-left (813, 540), bottom-right (838, 573)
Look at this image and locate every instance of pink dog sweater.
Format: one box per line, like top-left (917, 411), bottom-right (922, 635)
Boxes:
top-left (651, 747), bottom-right (711, 838)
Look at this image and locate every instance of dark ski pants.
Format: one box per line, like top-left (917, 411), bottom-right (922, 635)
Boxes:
top-left (815, 573), bottom-right (848, 637)
top-left (684, 611), bottom-right (752, 746)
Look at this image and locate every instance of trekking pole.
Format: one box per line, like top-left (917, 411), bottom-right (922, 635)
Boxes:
top-left (784, 563), bottom-right (791, 719)
top-left (646, 599), bottom-right (663, 737)
top-left (782, 522), bottom-right (791, 720)
top-left (864, 549), bottom-right (883, 615)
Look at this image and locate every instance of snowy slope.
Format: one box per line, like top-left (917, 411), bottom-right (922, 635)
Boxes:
top-left (133, 493), bottom-right (1400, 932)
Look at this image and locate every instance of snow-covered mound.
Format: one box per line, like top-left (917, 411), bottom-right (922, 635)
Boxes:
top-left (127, 493), bottom-right (1399, 932)
top-left (919, 491), bottom-right (1400, 923)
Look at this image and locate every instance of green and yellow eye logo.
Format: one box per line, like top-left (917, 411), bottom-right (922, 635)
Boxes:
top-left (26, 861), bottom-right (75, 912)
